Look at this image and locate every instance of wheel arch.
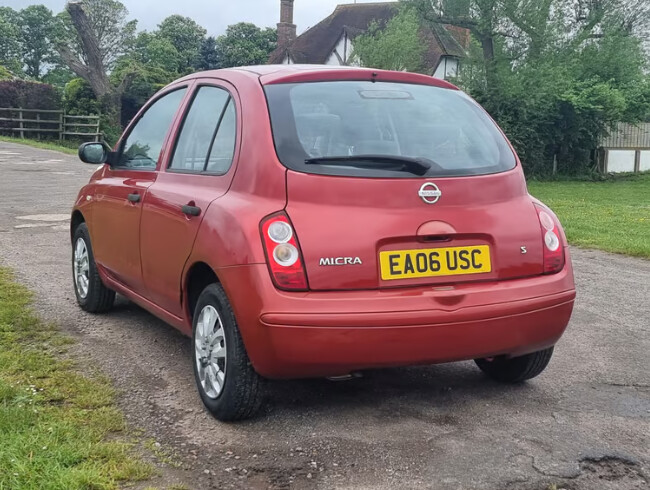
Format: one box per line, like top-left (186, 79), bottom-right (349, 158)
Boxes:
top-left (184, 261), bottom-right (220, 322)
top-left (71, 210), bottom-right (85, 242)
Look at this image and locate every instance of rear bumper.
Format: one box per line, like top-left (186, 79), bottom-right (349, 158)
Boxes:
top-left (218, 250), bottom-right (576, 378)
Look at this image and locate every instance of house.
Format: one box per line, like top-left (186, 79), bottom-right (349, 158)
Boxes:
top-left (268, 1), bottom-right (470, 80)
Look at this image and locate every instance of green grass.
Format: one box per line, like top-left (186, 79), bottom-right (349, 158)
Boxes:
top-left (0, 267), bottom-right (153, 490)
top-left (528, 173), bottom-right (650, 258)
top-left (0, 135), bottom-right (80, 155)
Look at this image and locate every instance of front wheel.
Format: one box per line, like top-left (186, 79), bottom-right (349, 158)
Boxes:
top-left (192, 283), bottom-right (263, 421)
top-left (475, 347), bottom-right (554, 383)
top-left (72, 223), bottom-right (115, 313)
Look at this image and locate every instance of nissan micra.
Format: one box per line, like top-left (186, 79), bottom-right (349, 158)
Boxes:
top-left (71, 66), bottom-right (575, 421)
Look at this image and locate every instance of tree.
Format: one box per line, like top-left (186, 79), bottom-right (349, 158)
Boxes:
top-left (353, 8), bottom-right (426, 72)
top-left (19, 5), bottom-right (56, 79)
top-left (215, 23), bottom-right (277, 68)
top-left (406, 0), bottom-right (504, 89)
top-left (112, 32), bottom-right (180, 127)
top-left (199, 36), bottom-right (220, 71)
top-left (157, 15), bottom-right (206, 72)
top-left (0, 8), bottom-right (22, 74)
top-left (55, 1), bottom-right (137, 129)
top-left (361, 1), bottom-right (650, 176)
top-left (130, 31), bottom-right (181, 73)
top-left (56, 0), bottom-right (136, 71)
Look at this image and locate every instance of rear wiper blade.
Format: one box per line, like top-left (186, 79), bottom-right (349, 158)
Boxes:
top-left (304, 155), bottom-right (431, 176)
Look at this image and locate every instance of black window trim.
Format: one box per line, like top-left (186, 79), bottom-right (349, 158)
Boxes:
top-left (166, 83), bottom-right (238, 177)
top-left (112, 85), bottom-right (189, 172)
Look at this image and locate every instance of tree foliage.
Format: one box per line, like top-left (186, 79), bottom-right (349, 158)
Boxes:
top-left (0, 8), bottom-right (23, 74)
top-left (19, 5), bottom-right (56, 79)
top-left (55, 0), bottom-right (137, 71)
top-left (353, 8), bottom-right (426, 72)
top-left (214, 23), bottom-right (277, 68)
top-left (0, 80), bottom-right (60, 110)
top-left (157, 15), bottom-right (206, 72)
top-left (376, 0), bottom-right (650, 176)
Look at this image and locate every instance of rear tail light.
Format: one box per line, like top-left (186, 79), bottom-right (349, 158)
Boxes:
top-left (534, 204), bottom-right (565, 274)
top-left (261, 213), bottom-right (308, 291)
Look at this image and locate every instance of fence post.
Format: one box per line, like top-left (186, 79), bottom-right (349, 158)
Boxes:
top-left (95, 113), bottom-right (101, 142)
top-left (59, 110), bottom-right (64, 141)
top-left (18, 108), bottom-right (24, 139)
top-left (36, 112), bottom-right (41, 140)
top-left (634, 150), bottom-right (641, 173)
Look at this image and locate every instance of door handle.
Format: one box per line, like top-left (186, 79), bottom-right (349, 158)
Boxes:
top-left (182, 204), bottom-right (201, 217)
top-left (127, 193), bottom-right (141, 203)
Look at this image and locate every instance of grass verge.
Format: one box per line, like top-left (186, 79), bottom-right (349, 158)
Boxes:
top-left (0, 135), bottom-right (80, 155)
top-left (0, 267), bottom-right (153, 489)
top-left (528, 173), bottom-right (650, 258)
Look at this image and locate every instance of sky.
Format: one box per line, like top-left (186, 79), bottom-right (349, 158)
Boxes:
top-left (6, 0), bottom-right (394, 36)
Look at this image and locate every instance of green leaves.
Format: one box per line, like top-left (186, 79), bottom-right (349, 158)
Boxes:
top-left (157, 15), bottom-right (206, 73)
top-left (353, 8), bottom-right (426, 73)
top-left (203, 23), bottom-right (277, 70)
top-left (436, 0), bottom-right (650, 176)
top-left (19, 5), bottom-right (56, 79)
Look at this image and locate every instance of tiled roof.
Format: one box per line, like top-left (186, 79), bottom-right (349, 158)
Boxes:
top-left (269, 2), bottom-right (469, 72)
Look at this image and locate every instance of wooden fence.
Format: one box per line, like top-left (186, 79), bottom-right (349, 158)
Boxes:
top-left (0, 107), bottom-right (102, 142)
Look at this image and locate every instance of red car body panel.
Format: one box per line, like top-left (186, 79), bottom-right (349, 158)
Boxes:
top-left (285, 168), bottom-right (546, 291)
top-left (72, 65), bottom-right (576, 378)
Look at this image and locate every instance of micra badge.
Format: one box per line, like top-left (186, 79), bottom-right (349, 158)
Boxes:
top-left (319, 257), bottom-right (363, 266)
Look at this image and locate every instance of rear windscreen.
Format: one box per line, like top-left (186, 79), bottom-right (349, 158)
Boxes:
top-left (265, 81), bottom-right (516, 178)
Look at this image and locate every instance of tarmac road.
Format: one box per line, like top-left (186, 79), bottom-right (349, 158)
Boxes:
top-left (0, 141), bottom-right (648, 489)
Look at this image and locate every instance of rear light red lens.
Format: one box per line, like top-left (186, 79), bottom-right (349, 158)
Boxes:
top-left (261, 213), bottom-right (308, 291)
top-left (534, 204), bottom-right (565, 274)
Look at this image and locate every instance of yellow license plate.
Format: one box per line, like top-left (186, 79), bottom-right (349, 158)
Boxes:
top-left (380, 245), bottom-right (492, 281)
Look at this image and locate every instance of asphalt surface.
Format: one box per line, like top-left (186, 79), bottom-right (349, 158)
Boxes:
top-left (0, 141), bottom-right (648, 490)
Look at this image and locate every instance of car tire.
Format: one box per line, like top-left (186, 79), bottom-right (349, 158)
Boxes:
top-left (192, 283), bottom-right (263, 421)
top-left (72, 223), bottom-right (115, 313)
top-left (474, 347), bottom-right (554, 383)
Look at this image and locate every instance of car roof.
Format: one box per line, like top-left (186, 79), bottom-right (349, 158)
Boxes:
top-left (176, 65), bottom-right (458, 90)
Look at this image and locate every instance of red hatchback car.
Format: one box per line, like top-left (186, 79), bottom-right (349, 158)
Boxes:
top-left (71, 65), bottom-right (575, 421)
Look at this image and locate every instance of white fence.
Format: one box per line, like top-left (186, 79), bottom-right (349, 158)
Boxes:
top-left (599, 122), bottom-right (650, 173)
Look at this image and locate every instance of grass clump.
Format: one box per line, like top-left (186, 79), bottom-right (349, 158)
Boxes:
top-left (0, 135), bottom-right (81, 155)
top-left (0, 267), bottom-right (153, 489)
top-left (528, 172), bottom-right (650, 258)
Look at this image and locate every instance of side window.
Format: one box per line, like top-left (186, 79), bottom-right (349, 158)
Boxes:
top-left (170, 86), bottom-right (236, 174)
top-left (118, 88), bottom-right (187, 169)
top-left (206, 99), bottom-right (236, 174)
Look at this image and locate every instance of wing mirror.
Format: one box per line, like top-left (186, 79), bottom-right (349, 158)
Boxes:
top-left (78, 142), bottom-right (116, 165)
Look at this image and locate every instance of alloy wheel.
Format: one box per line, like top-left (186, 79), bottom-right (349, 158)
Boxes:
top-left (195, 305), bottom-right (227, 399)
top-left (74, 237), bottom-right (90, 299)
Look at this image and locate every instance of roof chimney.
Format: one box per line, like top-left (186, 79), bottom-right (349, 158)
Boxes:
top-left (278, 0), bottom-right (296, 48)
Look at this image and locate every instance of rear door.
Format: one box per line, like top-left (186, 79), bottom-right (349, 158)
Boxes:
top-left (265, 79), bottom-right (544, 291)
top-left (286, 171), bottom-right (543, 290)
top-left (91, 87), bottom-right (188, 291)
top-left (140, 82), bottom-right (240, 316)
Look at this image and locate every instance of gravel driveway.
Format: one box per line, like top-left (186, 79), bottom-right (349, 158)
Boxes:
top-left (0, 141), bottom-right (648, 490)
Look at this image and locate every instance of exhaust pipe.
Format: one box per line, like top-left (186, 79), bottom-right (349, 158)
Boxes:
top-left (326, 372), bottom-right (363, 382)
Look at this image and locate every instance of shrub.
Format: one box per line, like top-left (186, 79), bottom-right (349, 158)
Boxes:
top-left (0, 80), bottom-right (60, 109)
top-left (63, 78), bottom-right (99, 115)
top-left (0, 66), bottom-right (14, 81)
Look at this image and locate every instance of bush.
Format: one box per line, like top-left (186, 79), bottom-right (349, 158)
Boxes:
top-left (0, 66), bottom-right (14, 81)
top-left (0, 80), bottom-right (60, 109)
top-left (63, 78), bottom-right (99, 115)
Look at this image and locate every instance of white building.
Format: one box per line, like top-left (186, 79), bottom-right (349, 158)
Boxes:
top-left (269, 1), bottom-right (469, 80)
